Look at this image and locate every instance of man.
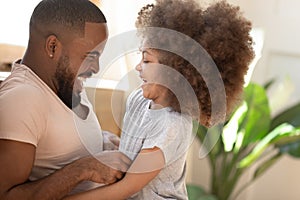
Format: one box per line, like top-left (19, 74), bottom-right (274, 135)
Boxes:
top-left (0, 0), bottom-right (130, 199)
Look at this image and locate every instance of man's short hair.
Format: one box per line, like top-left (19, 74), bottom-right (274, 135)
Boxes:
top-left (30, 0), bottom-right (106, 36)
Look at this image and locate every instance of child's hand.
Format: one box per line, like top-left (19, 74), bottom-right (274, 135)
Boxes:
top-left (103, 130), bottom-right (120, 150)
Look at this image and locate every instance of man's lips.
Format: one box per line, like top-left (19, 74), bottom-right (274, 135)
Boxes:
top-left (78, 71), bottom-right (93, 79)
top-left (74, 71), bottom-right (93, 93)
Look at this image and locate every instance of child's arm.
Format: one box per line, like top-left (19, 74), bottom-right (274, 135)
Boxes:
top-left (64, 147), bottom-right (165, 200)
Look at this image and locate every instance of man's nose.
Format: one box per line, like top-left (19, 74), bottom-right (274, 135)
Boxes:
top-left (91, 60), bottom-right (100, 74)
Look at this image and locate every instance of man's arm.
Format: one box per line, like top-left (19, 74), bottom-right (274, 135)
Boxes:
top-left (64, 147), bottom-right (165, 200)
top-left (0, 139), bottom-right (130, 200)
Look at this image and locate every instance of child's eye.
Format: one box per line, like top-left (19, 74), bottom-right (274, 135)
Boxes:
top-left (143, 60), bottom-right (150, 64)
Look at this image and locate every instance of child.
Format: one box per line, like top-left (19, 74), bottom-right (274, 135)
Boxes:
top-left (65, 0), bottom-right (254, 199)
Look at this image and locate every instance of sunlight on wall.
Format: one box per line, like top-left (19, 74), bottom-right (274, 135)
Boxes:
top-left (94, 0), bottom-right (154, 90)
top-left (244, 28), bottom-right (265, 86)
top-left (1, 1), bottom-right (262, 91)
top-left (0, 0), bottom-right (40, 46)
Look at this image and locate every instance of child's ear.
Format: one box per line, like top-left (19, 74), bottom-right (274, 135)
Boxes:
top-left (45, 35), bottom-right (62, 60)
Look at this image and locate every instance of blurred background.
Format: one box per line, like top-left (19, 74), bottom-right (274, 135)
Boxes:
top-left (1, 0), bottom-right (300, 199)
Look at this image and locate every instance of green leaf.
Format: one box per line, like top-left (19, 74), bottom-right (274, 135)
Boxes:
top-left (263, 78), bottom-right (276, 90)
top-left (193, 121), bottom-right (207, 143)
top-left (271, 102), bottom-right (300, 130)
top-left (222, 102), bottom-right (247, 152)
top-left (198, 195), bottom-right (218, 200)
top-left (238, 123), bottom-right (294, 168)
top-left (195, 121), bottom-right (223, 158)
top-left (186, 184), bottom-right (218, 200)
top-left (186, 184), bottom-right (206, 200)
top-left (271, 131), bottom-right (300, 146)
top-left (195, 80), bottom-right (300, 200)
top-left (253, 153), bottom-right (281, 179)
top-left (200, 125), bottom-right (223, 157)
top-left (276, 133), bottom-right (300, 158)
top-left (240, 83), bottom-right (271, 147)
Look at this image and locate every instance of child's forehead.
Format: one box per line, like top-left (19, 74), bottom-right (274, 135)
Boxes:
top-left (139, 46), bottom-right (156, 54)
top-left (139, 39), bottom-right (152, 50)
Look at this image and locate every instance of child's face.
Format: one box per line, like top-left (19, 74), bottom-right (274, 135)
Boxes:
top-left (135, 48), bottom-right (169, 106)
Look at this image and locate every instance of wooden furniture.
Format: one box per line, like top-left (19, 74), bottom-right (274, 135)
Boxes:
top-left (85, 87), bottom-right (126, 136)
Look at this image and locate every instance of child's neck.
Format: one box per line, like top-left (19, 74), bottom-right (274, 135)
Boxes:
top-left (150, 100), bottom-right (169, 110)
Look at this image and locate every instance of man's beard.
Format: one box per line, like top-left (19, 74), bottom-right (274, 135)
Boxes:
top-left (54, 56), bottom-right (81, 109)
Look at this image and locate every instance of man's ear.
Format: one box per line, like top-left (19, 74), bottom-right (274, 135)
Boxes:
top-left (45, 35), bottom-right (61, 60)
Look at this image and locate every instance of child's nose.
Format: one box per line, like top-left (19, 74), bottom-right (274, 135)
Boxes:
top-left (135, 63), bottom-right (142, 71)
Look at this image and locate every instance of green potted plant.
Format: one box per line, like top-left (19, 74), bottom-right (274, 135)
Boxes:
top-left (187, 82), bottom-right (300, 200)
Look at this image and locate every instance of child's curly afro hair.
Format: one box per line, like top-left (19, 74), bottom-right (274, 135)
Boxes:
top-left (136, 0), bottom-right (255, 127)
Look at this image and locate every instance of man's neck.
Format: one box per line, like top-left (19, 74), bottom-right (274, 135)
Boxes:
top-left (72, 103), bottom-right (89, 120)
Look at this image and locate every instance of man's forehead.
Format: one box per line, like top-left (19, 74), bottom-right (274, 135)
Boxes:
top-left (84, 22), bottom-right (108, 37)
top-left (74, 22), bottom-right (108, 47)
top-left (74, 37), bottom-right (107, 52)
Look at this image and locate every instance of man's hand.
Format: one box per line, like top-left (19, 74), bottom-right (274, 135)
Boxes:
top-left (62, 148), bottom-right (163, 200)
top-left (102, 130), bottom-right (120, 150)
top-left (73, 151), bottom-right (131, 185)
top-left (0, 139), bottom-right (131, 200)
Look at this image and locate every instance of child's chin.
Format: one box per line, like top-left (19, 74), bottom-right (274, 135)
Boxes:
top-left (141, 89), bottom-right (151, 99)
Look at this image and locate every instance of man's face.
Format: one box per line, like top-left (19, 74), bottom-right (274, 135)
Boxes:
top-left (54, 55), bottom-right (78, 109)
top-left (55, 23), bottom-right (108, 109)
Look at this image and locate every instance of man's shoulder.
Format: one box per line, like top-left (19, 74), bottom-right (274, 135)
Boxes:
top-left (1, 62), bottom-right (48, 96)
top-left (0, 81), bottom-right (47, 114)
top-left (1, 81), bottom-right (44, 100)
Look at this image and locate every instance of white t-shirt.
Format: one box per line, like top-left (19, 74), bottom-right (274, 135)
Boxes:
top-left (0, 61), bottom-right (103, 194)
top-left (119, 89), bottom-right (193, 200)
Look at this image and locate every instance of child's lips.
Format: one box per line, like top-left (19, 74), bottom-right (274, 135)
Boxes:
top-left (139, 76), bottom-right (147, 83)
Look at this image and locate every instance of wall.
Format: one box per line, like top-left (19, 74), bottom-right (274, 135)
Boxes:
top-left (187, 0), bottom-right (300, 200)
top-left (238, 1), bottom-right (300, 199)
